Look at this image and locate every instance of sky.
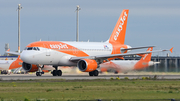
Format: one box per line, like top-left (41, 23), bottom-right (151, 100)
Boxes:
top-left (0, 0), bottom-right (180, 56)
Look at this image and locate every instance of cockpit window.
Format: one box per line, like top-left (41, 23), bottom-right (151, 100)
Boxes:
top-left (33, 47), bottom-right (37, 50)
top-left (25, 47), bottom-right (40, 51)
top-left (27, 47), bottom-right (33, 50)
top-left (24, 47), bottom-right (27, 50)
top-left (36, 47), bottom-right (40, 51)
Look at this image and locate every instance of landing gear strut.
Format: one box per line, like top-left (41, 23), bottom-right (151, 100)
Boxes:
top-left (52, 66), bottom-right (62, 76)
top-left (89, 70), bottom-right (99, 76)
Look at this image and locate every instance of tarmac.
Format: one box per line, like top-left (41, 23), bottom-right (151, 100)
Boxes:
top-left (0, 72), bottom-right (180, 80)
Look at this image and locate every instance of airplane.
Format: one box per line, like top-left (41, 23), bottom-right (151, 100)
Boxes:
top-left (99, 47), bottom-right (161, 74)
top-left (0, 56), bottom-right (56, 75)
top-left (7, 9), bottom-right (172, 76)
top-left (0, 56), bottom-right (22, 74)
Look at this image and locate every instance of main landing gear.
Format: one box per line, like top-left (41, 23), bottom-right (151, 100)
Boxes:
top-left (89, 70), bottom-right (99, 76)
top-left (51, 66), bottom-right (62, 76)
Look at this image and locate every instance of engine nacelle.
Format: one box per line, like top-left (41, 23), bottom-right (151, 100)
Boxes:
top-left (22, 62), bottom-right (39, 72)
top-left (77, 59), bottom-right (98, 72)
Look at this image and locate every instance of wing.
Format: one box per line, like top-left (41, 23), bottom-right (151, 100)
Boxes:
top-left (121, 46), bottom-right (155, 51)
top-left (69, 48), bottom-right (173, 62)
top-left (6, 51), bottom-right (20, 55)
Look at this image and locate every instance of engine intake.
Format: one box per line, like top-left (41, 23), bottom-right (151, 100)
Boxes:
top-left (22, 62), bottom-right (39, 72)
top-left (77, 59), bottom-right (98, 72)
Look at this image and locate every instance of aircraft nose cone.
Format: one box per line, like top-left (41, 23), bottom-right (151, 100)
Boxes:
top-left (20, 51), bottom-right (33, 64)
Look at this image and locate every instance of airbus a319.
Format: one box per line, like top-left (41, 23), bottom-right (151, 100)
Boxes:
top-left (7, 9), bottom-right (172, 76)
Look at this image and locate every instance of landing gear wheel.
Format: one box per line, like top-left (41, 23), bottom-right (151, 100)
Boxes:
top-left (89, 71), bottom-right (94, 76)
top-left (36, 72), bottom-right (42, 76)
top-left (57, 70), bottom-right (62, 76)
top-left (52, 70), bottom-right (57, 76)
top-left (114, 71), bottom-right (118, 74)
top-left (93, 70), bottom-right (99, 76)
top-left (89, 70), bottom-right (99, 76)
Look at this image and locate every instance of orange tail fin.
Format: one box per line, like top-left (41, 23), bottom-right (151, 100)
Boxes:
top-left (108, 9), bottom-right (129, 44)
top-left (140, 47), bottom-right (153, 62)
top-left (134, 47), bottom-right (153, 70)
top-left (9, 56), bottom-right (23, 69)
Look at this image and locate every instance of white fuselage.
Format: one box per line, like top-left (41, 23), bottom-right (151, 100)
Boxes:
top-left (0, 60), bottom-right (14, 70)
top-left (100, 60), bottom-right (156, 72)
top-left (21, 41), bottom-right (130, 66)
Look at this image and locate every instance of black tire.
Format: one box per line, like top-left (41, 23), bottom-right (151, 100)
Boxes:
top-left (114, 71), bottom-right (118, 74)
top-left (52, 70), bottom-right (57, 76)
top-left (39, 72), bottom-right (42, 76)
top-left (93, 70), bottom-right (99, 76)
top-left (89, 71), bottom-right (94, 76)
top-left (36, 72), bottom-right (39, 76)
top-left (36, 72), bottom-right (42, 76)
top-left (57, 70), bottom-right (62, 76)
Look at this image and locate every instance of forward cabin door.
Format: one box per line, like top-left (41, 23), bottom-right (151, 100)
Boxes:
top-left (44, 44), bottom-right (50, 56)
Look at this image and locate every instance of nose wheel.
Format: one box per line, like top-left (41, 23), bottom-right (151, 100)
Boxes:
top-left (36, 65), bottom-right (44, 76)
top-left (36, 72), bottom-right (42, 76)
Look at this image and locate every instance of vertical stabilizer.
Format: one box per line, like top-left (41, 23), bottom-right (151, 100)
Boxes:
top-left (134, 47), bottom-right (153, 69)
top-left (140, 47), bottom-right (153, 62)
top-left (108, 9), bottom-right (129, 44)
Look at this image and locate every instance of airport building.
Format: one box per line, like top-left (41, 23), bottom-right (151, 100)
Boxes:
top-left (124, 56), bottom-right (180, 72)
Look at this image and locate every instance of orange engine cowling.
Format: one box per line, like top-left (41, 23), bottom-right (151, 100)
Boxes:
top-left (22, 62), bottom-right (39, 72)
top-left (77, 59), bottom-right (98, 72)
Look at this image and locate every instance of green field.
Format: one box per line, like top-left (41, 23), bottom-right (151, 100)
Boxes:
top-left (0, 78), bottom-right (180, 101)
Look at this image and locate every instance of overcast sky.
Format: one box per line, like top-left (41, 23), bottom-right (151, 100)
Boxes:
top-left (0, 0), bottom-right (180, 56)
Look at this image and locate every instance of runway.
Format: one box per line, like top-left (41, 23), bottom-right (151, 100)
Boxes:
top-left (0, 73), bottom-right (180, 80)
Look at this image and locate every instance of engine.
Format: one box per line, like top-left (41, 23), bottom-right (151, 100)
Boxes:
top-left (77, 59), bottom-right (98, 72)
top-left (22, 62), bottom-right (39, 72)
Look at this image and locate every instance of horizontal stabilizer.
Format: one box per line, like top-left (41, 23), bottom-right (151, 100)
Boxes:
top-left (170, 47), bottom-right (173, 53)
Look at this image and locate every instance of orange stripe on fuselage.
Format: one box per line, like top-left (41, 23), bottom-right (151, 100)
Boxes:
top-left (26, 41), bottom-right (89, 57)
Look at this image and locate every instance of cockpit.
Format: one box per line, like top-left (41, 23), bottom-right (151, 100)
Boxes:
top-left (24, 47), bottom-right (40, 51)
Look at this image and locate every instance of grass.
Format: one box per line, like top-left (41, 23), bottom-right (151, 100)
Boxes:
top-left (0, 79), bottom-right (180, 100)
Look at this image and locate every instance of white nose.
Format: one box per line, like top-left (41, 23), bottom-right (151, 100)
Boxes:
top-left (20, 51), bottom-right (35, 64)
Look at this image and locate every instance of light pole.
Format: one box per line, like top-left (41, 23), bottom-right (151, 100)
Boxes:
top-left (76, 5), bottom-right (81, 42)
top-left (17, 4), bottom-right (22, 53)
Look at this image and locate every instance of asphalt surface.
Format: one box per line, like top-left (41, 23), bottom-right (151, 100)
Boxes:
top-left (0, 73), bottom-right (180, 80)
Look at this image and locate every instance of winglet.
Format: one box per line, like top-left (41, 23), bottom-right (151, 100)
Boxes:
top-left (170, 47), bottom-right (173, 53)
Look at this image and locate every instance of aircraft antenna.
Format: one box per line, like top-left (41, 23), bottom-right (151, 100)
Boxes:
top-left (76, 5), bottom-right (81, 42)
top-left (17, 4), bottom-right (22, 53)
